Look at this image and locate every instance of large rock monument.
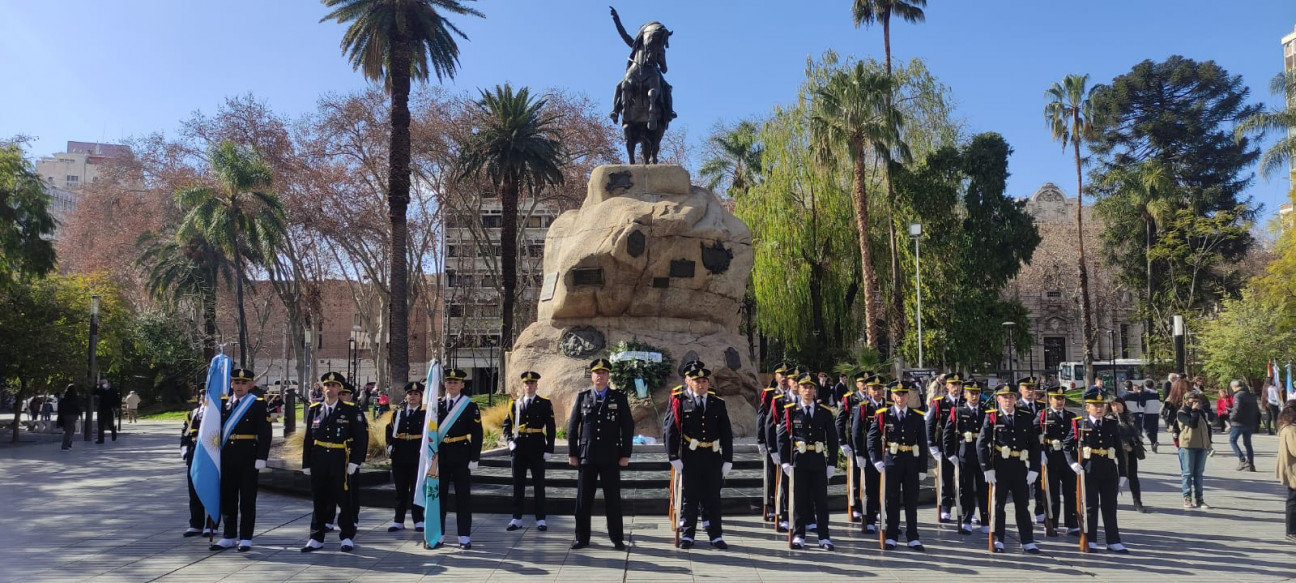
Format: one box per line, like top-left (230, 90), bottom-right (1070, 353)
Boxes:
top-left (509, 164), bottom-right (761, 437)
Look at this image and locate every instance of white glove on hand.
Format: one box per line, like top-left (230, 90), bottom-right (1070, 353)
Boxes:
top-left (508, 441), bottom-right (516, 451)
top-left (984, 469), bottom-right (997, 484)
top-left (757, 444), bottom-right (768, 456)
top-left (1070, 462), bottom-right (1085, 474)
top-left (947, 455), bottom-right (959, 465)
top-left (347, 463), bottom-right (359, 475)
top-left (841, 445), bottom-right (853, 456)
top-left (1118, 476), bottom-right (1129, 490)
top-left (781, 463), bottom-right (793, 477)
top-left (770, 453), bottom-right (781, 466)
top-left (873, 461), bottom-right (886, 473)
top-left (1026, 470), bottom-right (1039, 484)
top-left (543, 452), bottom-right (552, 461)
top-left (1040, 451), bottom-right (1047, 465)
top-left (722, 462), bottom-right (733, 478)
top-left (918, 472), bottom-right (927, 481)
top-left (468, 461), bottom-right (479, 471)
top-left (254, 459), bottom-right (267, 470)
top-left (387, 445), bottom-right (394, 456)
top-left (302, 468), bottom-right (311, 476)
top-left (180, 446), bottom-right (188, 460)
top-left (855, 456), bottom-right (867, 467)
top-left (670, 458), bottom-right (684, 471)
top-left (826, 466), bottom-right (836, 479)
top-left (929, 447), bottom-right (940, 457)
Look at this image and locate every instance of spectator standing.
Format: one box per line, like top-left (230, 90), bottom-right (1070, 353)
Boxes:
top-left (124, 390), bottom-right (141, 423)
top-left (1176, 390), bottom-right (1215, 508)
top-left (41, 398), bottom-right (53, 421)
top-left (1214, 388), bottom-right (1233, 432)
top-left (1164, 377), bottom-right (1191, 447)
top-left (57, 385), bottom-right (81, 450)
top-left (1275, 402), bottom-right (1296, 542)
top-left (1140, 380), bottom-right (1162, 453)
top-left (1110, 396), bottom-right (1148, 512)
top-left (1264, 378), bottom-right (1283, 435)
top-left (93, 380), bottom-right (122, 443)
top-left (1228, 380), bottom-right (1260, 472)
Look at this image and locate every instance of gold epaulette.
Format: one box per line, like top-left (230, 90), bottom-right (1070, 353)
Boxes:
top-left (309, 402), bottom-right (321, 408)
top-left (762, 387), bottom-right (776, 393)
top-left (913, 409), bottom-right (926, 416)
top-left (342, 400), bottom-right (355, 406)
top-left (819, 404), bottom-right (838, 415)
top-left (875, 408), bottom-right (888, 415)
top-left (784, 402), bottom-right (796, 409)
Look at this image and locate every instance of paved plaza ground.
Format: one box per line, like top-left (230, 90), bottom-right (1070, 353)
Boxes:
top-left (1, 419), bottom-right (1292, 582)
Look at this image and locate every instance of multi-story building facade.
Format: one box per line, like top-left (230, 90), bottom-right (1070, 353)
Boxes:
top-left (35, 141), bottom-right (132, 239)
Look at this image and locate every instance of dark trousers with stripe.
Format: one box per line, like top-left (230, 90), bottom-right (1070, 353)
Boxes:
top-left (186, 463), bottom-right (205, 529)
top-left (309, 451), bottom-right (354, 541)
top-left (511, 450), bottom-right (547, 520)
top-left (439, 461), bottom-right (473, 537)
top-left (1045, 451), bottom-right (1078, 529)
top-left (219, 453), bottom-right (259, 540)
top-left (681, 452), bottom-right (723, 541)
top-left (392, 460), bottom-right (423, 523)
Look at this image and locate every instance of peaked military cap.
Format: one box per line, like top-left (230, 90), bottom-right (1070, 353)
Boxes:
top-left (993, 383), bottom-right (1018, 397)
top-left (230, 368), bottom-right (255, 382)
top-left (797, 372), bottom-right (817, 385)
top-left (1017, 376), bottom-right (1037, 387)
top-left (682, 359), bottom-right (705, 372)
top-left (444, 368), bottom-right (468, 381)
top-left (404, 381), bottom-right (425, 394)
top-left (862, 373), bottom-right (886, 387)
top-left (887, 380), bottom-right (909, 393)
top-left (320, 371), bottom-right (347, 385)
top-left (588, 358), bottom-right (612, 372)
top-left (963, 379), bottom-right (983, 392)
top-left (1046, 386), bottom-right (1067, 398)
top-left (686, 367), bottom-right (712, 380)
top-left (520, 371), bottom-right (541, 382)
top-left (853, 371), bottom-right (872, 383)
top-left (1083, 387), bottom-right (1107, 403)
top-left (340, 382), bottom-right (354, 394)
top-left (944, 374), bottom-right (963, 384)
top-left (773, 362), bottom-right (790, 375)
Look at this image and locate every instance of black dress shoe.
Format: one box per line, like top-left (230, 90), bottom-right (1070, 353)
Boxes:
top-left (712, 540), bottom-right (728, 550)
top-left (537, 524), bottom-right (548, 532)
top-left (414, 525), bottom-right (424, 533)
top-left (819, 541), bottom-right (835, 551)
top-left (613, 541), bottom-right (627, 551)
top-left (237, 544), bottom-right (251, 552)
top-left (388, 526), bottom-right (400, 532)
top-left (1025, 547), bottom-right (1040, 555)
top-left (789, 541), bottom-right (804, 550)
top-left (183, 530), bottom-right (202, 538)
top-left (884, 543), bottom-right (897, 550)
top-left (910, 544), bottom-right (925, 552)
top-left (506, 524), bottom-right (521, 531)
top-left (992, 546), bottom-right (1004, 553)
top-left (570, 541), bottom-right (589, 550)
top-left (678, 540), bottom-right (693, 549)
top-left (340, 543), bottom-right (354, 553)
top-left (300, 545), bottom-right (319, 553)
top-left (460, 543), bottom-right (472, 550)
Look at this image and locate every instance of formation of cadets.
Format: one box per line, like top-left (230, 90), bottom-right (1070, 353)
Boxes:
top-left (179, 361), bottom-right (1134, 555)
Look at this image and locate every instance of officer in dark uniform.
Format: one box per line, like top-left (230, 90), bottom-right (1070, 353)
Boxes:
top-left (943, 380), bottom-right (988, 534)
top-left (386, 381), bottom-right (427, 533)
top-left (211, 369), bottom-right (272, 552)
top-left (756, 362), bottom-right (790, 522)
top-left (568, 358), bottom-right (635, 550)
top-left (1065, 387), bottom-right (1130, 553)
top-left (926, 374), bottom-right (964, 523)
top-left (978, 383), bottom-right (1042, 553)
top-left (437, 368), bottom-right (483, 549)
top-left (341, 382), bottom-right (363, 530)
top-left (664, 367), bottom-right (734, 549)
top-left (836, 371), bottom-right (873, 523)
top-left (778, 373), bottom-right (839, 550)
top-left (1041, 386), bottom-right (1080, 535)
top-left (1015, 376), bottom-right (1048, 523)
top-left (766, 365), bottom-right (804, 533)
top-left (501, 370), bottom-right (556, 532)
top-left (867, 380), bottom-right (930, 551)
top-left (180, 390), bottom-right (211, 537)
top-left (849, 374), bottom-right (888, 533)
top-left (301, 372), bottom-right (368, 553)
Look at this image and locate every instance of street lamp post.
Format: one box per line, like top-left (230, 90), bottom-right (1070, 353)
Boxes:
top-left (84, 295), bottom-right (100, 441)
top-left (909, 223), bottom-right (923, 369)
top-left (1002, 321), bottom-right (1016, 386)
top-left (1107, 328), bottom-right (1116, 388)
top-left (351, 325), bottom-right (361, 385)
top-left (1173, 315), bottom-right (1186, 375)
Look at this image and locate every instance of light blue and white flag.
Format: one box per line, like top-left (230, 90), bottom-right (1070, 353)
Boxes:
top-left (415, 360), bottom-right (442, 546)
top-left (1287, 362), bottom-right (1294, 402)
top-left (190, 353), bottom-right (230, 523)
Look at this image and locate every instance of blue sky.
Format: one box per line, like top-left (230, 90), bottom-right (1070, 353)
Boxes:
top-left (2, 0), bottom-right (1293, 219)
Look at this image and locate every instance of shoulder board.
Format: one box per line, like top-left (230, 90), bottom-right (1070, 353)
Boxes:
top-left (342, 400), bottom-right (355, 406)
top-left (913, 409), bottom-right (926, 416)
top-left (220, 395), bottom-right (229, 400)
top-left (762, 388), bottom-right (775, 393)
top-left (254, 396), bottom-right (263, 402)
top-left (309, 402), bottom-right (321, 408)
top-left (784, 403), bottom-right (796, 409)
top-left (875, 408), bottom-right (888, 415)
top-left (819, 404), bottom-right (837, 414)
top-left (537, 395), bottom-right (550, 401)
top-left (984, 409), bottom-right (997, 414)
top-left (707, 390), bottom-right (717, 395)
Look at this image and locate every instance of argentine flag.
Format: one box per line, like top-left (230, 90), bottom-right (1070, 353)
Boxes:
top-left (414, 360), bottom-right (442, 546)
top-left (190, 354), bottom-right (230, 523)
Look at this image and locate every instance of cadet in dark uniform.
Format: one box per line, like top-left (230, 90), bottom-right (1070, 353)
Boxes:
top-left (568, 358), bottom-right (635, 550)
top-left (211, 369), bottom-right (272, 552)
top-left (180, 390), bottom-right (211, 537)
top-left (849, 374), bottom-right (888, 533)
top-left (386, 382), bottom-right (427, 533)
top-left (867, 380), bottom-right (930, 551)
top-left (943, 380), bottom-right (988, 534)
top-left (341, 382), bottom-right (363, 530)
top-left (767, 366), bottom-right (804, 533)
top-left (437, 368), bottom-right (483, 549)
top-left (836, 372), bottom-right (872, 523)
top-left (1041, 386), bottom-right (1080, 535)
top-left (1065, 388), bottom-right (1130, 553)
top-left (926, 374), bottom-right (964, 523)
top-left (301, 372), bottom-right (368, 553)
top-left (1016, 376), bottom-right (1048, 523)
top-left (664, 367), bottom-right (734, 549)
top-left (757, 363), bottom-right (790, 521)
top-left (778, 373), bottom-right (839, 550)
top-left (501, 370), bottom-right (556, 532)
top-left (978, 384), bottom-right (1042, 553)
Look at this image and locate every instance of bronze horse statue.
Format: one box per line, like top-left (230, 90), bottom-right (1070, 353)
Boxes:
top-left (610, 8), bottom-right (674, 165)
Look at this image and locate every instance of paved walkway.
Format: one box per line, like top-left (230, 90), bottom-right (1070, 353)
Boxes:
top-left (1, 420), bottom-right (1292, 582)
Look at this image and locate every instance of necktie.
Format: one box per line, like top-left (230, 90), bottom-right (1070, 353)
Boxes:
top-left (1006, 413), bottom-right (1014, 427)
top-left (323, 405), bottom-right (331, 419)
top-left (804, 405), bottom-right (812, 418)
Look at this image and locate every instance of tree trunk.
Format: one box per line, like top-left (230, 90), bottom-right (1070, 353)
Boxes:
top-left (1073, 127), bottom-right (1096, 385)
top-left (500, 176), bottom-right (519, 367)
top-left (852, 144), bottom-right (881, 349)
top-left (882, 19), bottom-right (903, 359)
top-left (1145, 217), bottom-right (1153, 357)
top-left (203, 267), bottom-right (217, 362)
top-left (387, 35), bottom-right (413, 391)
top-left (234, 252), bottom-right (249, 368)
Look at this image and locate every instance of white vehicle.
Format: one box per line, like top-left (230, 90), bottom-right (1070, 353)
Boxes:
top-left (1057, 359), bottom-right (1151, 391)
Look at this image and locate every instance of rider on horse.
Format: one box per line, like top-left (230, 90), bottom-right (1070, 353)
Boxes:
top-left (610, 7), bottom-right (675, 127)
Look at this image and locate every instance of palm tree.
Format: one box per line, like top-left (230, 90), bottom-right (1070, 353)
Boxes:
top-left (455, 84), bottom-right (565, 359)
top-left (810, 62), bottom-right (908, 350)
top-left (136, 233), bottom-right (232, 361)
top-left (1045, 73), bottom-right (1098, 385)
top-left (322, 0), bottom-right (484, 387)
top-left (1100, 160), bottom-right (1174, 354)
top-left (1235, 71), bottom-right (1296, 180)
top-left (699, 120), bottom-right (764, 198)
top-left (851, 0), bottom-right (926, 357)
top-left (175, 141), bottom-right (287, 368)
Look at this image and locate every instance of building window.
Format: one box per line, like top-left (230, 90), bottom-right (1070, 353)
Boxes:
top-left (446, 244), bottom-right (458, 258)
top-left (481, 215), bottom-right (502, 228)
top-left (66, 175), bottom-right (79, 184)
top-left (447, 304), bottom-right (465, 317)
top-left (1046, 290), bottom-right (1061, 298)
top-left (1120, 323), bottom-right (1129, 358)
top-left (353, 313), bottom-right (361, 325)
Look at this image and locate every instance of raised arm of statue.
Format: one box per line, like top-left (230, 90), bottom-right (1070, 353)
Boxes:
top-left (610, 6), bottom-right (634, 48)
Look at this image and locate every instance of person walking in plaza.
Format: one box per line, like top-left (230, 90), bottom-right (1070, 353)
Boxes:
top-left (209, 369), bottom-right (272, 552)
top-left (502, 371), bottom-right (556, 533)
top-left (41, 398), bottom-right (53, 422)
top-left (180, 390), bottom-right (211, 537)
top-left (665, 367), bottom-right (735, 549)
top-left (867, 380), bottom-right (930, 551)
top-left (94, 379), bottom-right (121, 443)
top-left (1176, 390), bottom-right (1215, 508)
top-left (1228, 380), bottom-right (1260, 472)
top-left (944, 380), bottom-right (988, 535)
top-left (849, 374), bottom-right (888, 533)
top-left (386, 382), bottom-right (427, 533)
top-left (435, 368), bottom-right (483, 549)
top-left (1274, 401), bottom-right (1296, 542)
top-left (124, 390), bottom-right (141, 423)
top-left (57, 384), bottom-right (81, 451)
top-left (1139, 380), bottom-right (1163, 453)
top-left (1041, 386), bottom-right (1080, 534)
top-left (777, 373), bottom-right (838, 551)
top-left (568, 358), bottom-right (635, 550)
top-left (1109, 396), bottom-right (1148, 513)
top-left (926, 374), bottom-right (964, 523)
top-left (1065, 388), bottom-right (1130, 553)
top-left (1264, 378), bottom-right (1283, 435)
top-left (978, 383), bottom-right (1042, 554)
top-left (1164, 376), bottom-right (1190, 446)
top-left (301, 372), bottom-right (368, 553)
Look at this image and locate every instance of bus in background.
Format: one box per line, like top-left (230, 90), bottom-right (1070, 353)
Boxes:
top-left (1057, 359), bottom-right (1151, 392)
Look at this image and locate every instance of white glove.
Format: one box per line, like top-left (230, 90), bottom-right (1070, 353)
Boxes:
top-left (722, 462), bottom-right (733, 478)
top-left (1070, 462), bottom-right (1084, 474)
top-left (468, 461), bottom-right (479, 471)
top-left (180, 446), bottom-right (188, 460)
top-left (929, 447), bottom-right (940, 457)
top-left (757, 443), bottom-right (768, 455)
top-left (855, 456), bottom-right (866, 467)
top-left (873, 461), bottom-right (885, 473)
top-left (826, 466), bottom-right (836, 479)
top-left (1026, 470), bottom-right (1039, 484)
top-left (302, 468), bottom-right (311, 476)
top-left (669, 458), bottom-right (684, 471)
top-left (947, 455), bottom-right (959, 465)
top-left (781, 463), bottom-right (792, 476)
top-left (841, 445), bottom-right (853, 456)
top-left (984, 469), bottom-right (997, 484)
top-left (543, 452), bottom-right (552, 461)
top-left (918, 472), bottom-right (927, 481)
top-left (254, 459), bottom-right (267, 470)
top-left (387, 445), bottom-right (393, 455)
top-left (508, 441), bottom-right (516, 451)
top-left (770, 453), bottom-right (781, 466)
top-left (1040, 451), bottom-right (1047, 465)
top-left (1118, 476), bottom-right (1128, 490)
top-left (347, 463), bottom-right (359, 475)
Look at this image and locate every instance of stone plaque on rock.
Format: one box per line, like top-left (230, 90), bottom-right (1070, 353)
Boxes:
top-left (724, 347), bottom-right (742, 370)
top-left (627, 230), bottom-right (645, 258)
top-left (701, 241), bottom-right (733, 274)
top-left (559, 326), bottom-right (605, 359)
top-left (669, 259), bottom-right (695, 278)
top-left (540, 272), bottom-right (558, 301)
top-left (572, 268), bottom-right (604, 286)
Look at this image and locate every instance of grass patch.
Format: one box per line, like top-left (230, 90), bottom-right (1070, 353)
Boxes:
top-left (140, 410), bottom-right (190, 422)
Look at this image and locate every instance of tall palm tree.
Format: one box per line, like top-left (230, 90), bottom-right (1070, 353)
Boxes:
top-left (810, 63), bottom-right (908, 350)
top-left (1100, 160), bottom-right (1175, 355)
top-left (1045, 73), bottom-right (1098, 384)
top-left (322, 0), bottom-right (483, 387)
top-left (136, 233), bottom-right (232, 361)
top-left (851, 0), bottom-right (926, 357)
top-left (175, 141), bottom-right (287, 368)
top-left (699, 120), bottom-right (764, 198)
top-left (1235, 71), bottom-right (1296, 180)
top-left (456, 84), bottom-right (565, 360)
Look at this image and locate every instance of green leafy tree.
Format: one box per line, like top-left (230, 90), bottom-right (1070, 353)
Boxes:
top-left (322, 0), bottom-right (484, 388)
top-left (1147, 207), bottom-right (1250, 322)
top-left (0, 143), bottom-right (56, 290)
top-left (174, 141), bottom-right (287, 368)
top-left (1198, 288), bottom-right (1295, 385)
top-left (135, 233), bottom-right (231, 360)
top-left (120, 310), bottom-right (204, 405)
top-left (1235, 70), bottom-right (1296, 181)
top-left (1044, 73), bottom-right (1099, 384)
top-left (455, 84), bottom-right (564, 356)
top-left (699, 120), bottom-right (763, 198)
